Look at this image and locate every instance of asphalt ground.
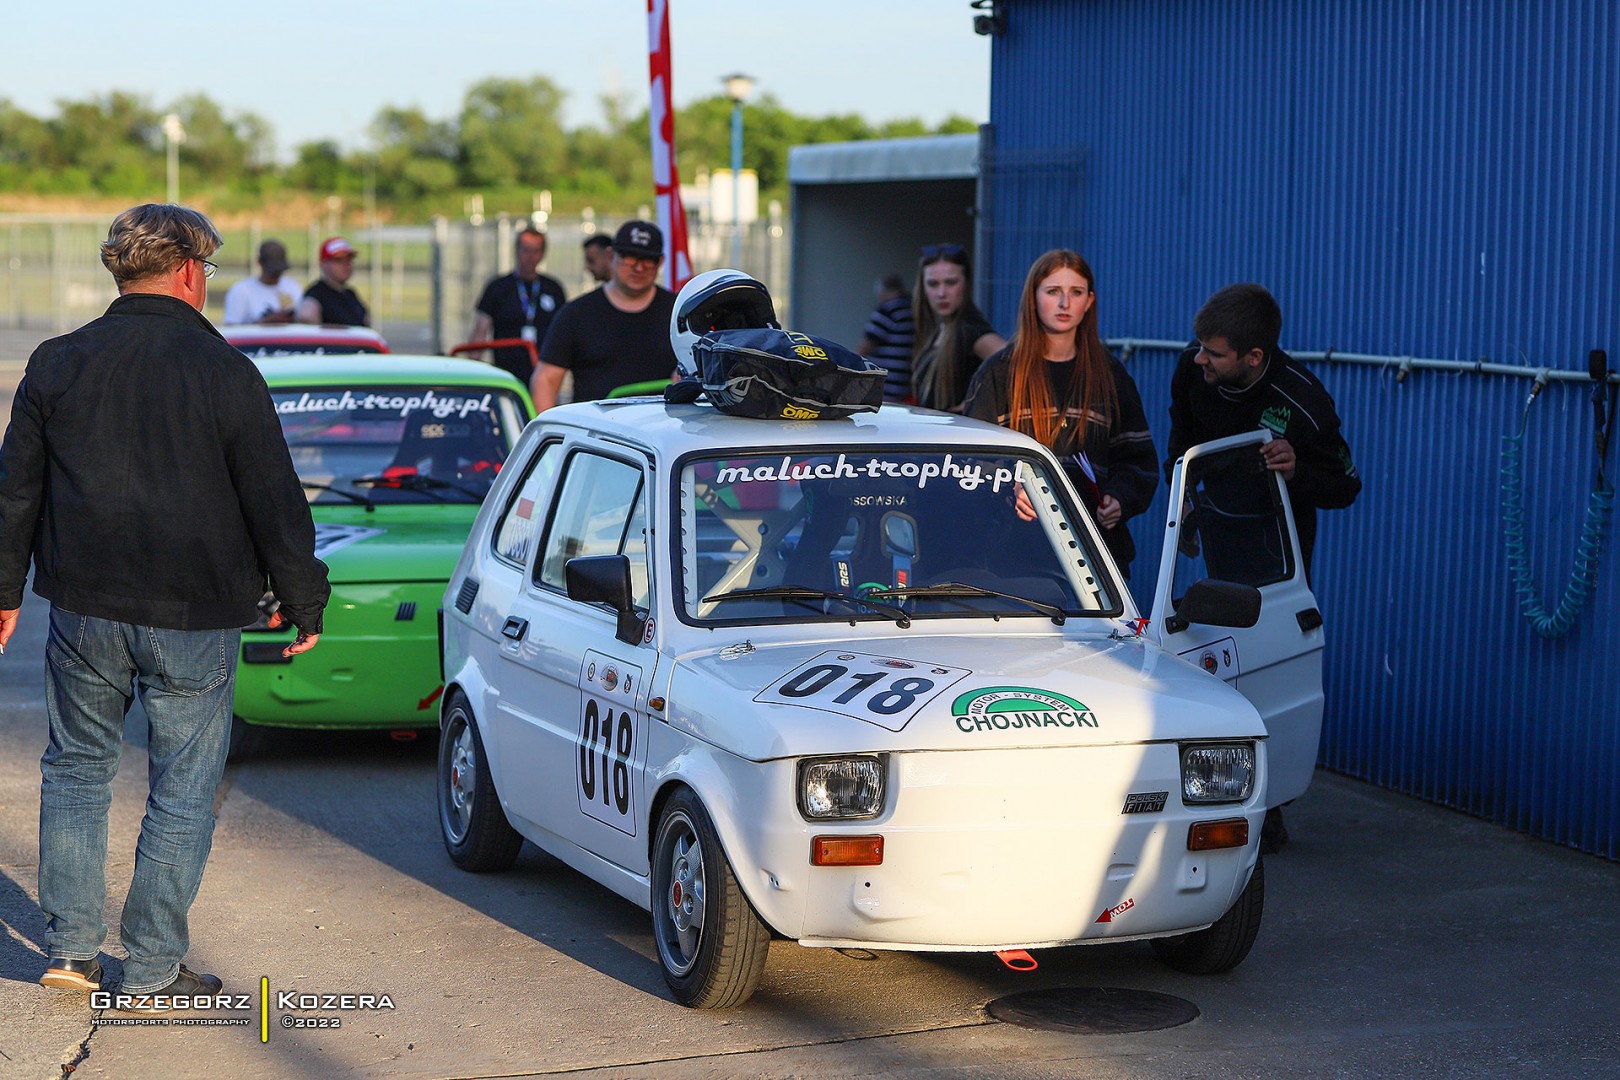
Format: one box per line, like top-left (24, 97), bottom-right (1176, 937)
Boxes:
top-left (0, 353), bottom-right (1617, 1079)
top-left (2, 569), bottom-right (1618, 1080)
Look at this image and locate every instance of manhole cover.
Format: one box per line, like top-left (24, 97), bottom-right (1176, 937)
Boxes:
top-left (986, 986), bottom-right (1199, 1034)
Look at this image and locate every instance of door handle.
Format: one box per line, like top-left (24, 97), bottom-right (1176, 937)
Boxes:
top-left (501, 616), bottom-right (529, 641)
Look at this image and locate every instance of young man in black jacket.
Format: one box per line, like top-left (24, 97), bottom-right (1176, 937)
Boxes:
top-left (1165, 282), bottom-right (1361, 576)
top-left (0, 204), bottom-right (329, 1010)
top-left (1164, 282), bottom-right (1361, 854)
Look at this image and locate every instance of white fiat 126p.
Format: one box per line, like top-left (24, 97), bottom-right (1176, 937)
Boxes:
top-left (436, 398), bottom-right (1323, 1007)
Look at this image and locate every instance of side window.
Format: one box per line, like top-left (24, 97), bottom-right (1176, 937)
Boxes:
top-left (624, 486), bottom-right (651, 609)
top-left (491, 440), bottom-right (562, 568)
top-left (537, 453), bottom-right (647, 595)
top-left (1171, 443), bottom-right (1293, 599)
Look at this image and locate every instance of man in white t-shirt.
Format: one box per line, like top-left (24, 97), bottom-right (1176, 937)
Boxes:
top-left (222, 241), bottom-right (301, 325)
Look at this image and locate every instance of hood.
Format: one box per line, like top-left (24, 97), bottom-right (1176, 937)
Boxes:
top-left (665, 630), bottom-right (1266, 762)
top-left (311, 511), bottom-right (479, 584)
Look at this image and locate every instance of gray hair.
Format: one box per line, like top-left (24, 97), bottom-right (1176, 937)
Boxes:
top-left (100, 204), bottom-right (223, 285)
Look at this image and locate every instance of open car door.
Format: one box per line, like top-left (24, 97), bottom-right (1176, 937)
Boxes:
top-left (1149, 430), bottom-right (1325, 807)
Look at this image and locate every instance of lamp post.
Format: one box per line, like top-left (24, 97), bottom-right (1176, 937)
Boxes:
top-left (161, 113), bottom-right (185, 204)
top-left (722, 73), bottom-right (754, 269)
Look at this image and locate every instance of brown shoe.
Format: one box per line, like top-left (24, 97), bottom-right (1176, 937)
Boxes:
top-left (114, 965), bottom-right (224, 1013)
top-left (40, 957), bottom-right (103, 991)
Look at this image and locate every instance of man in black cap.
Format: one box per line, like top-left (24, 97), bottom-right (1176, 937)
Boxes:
top-left (530, 220), bottom-right (679, 411)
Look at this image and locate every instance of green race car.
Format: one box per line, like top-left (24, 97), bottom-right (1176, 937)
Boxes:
top-left (233, 354), bottom-right (534, 756)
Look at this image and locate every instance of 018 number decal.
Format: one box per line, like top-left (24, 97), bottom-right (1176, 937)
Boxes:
top-left (778, 664), bottom-right (935, 715)
top-left (579, 698), bottom-right (633, 815)
top-left (755, 651), bottom-right (971, 732)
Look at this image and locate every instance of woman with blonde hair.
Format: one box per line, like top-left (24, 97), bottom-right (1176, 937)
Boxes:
top-left (911, 243), bottom-right (1005, 411)
top-left (962, 249), bottom-right (1158, 575)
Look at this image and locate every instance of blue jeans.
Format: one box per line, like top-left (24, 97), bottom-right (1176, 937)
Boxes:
top-left (38, 607), bottom-right (240, 994)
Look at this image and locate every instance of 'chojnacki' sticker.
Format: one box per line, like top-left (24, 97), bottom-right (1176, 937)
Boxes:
top-left (951, 686), bottom-right (1099, 734)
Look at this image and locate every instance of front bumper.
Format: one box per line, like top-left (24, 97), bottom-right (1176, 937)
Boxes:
top-left (723, 742), bottom-right (1263, 950)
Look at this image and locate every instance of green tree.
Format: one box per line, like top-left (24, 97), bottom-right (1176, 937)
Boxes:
top-left (457, 76), bottom-right (569, 189)
top-left (0, 99), bottom-right (55, 189)
top-left (286, 140), bottom-right (354, 193)
top-left (371, 106), bottom-right (459, 199)
top-left (49, 92), bottom-right (162, 194)
top-left (172, 94), bottom-right (275, 185)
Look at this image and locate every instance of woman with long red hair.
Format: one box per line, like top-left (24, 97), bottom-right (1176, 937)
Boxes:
top-left (963, 249), bottom-right (1158, 575)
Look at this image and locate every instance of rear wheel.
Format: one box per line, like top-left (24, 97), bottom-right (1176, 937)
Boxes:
top-left (438, 692), bottom-right (524, 871)
top-left (651, 789), bottom-right (769, 1008)
top-left (1150, 855), bottom-right (1265, 974)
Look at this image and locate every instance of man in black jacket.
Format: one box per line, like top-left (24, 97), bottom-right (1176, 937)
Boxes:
top-left (1165, 283), bottom-right (1361, 576)
top-left (0, 204), bottom-right (329, 1010)
top-left (1165, 282), bottom-right (1360, 854)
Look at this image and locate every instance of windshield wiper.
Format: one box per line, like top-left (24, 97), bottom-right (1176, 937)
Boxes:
top-left (301, 479), bottom-right (374, 511)
top-left (702, 585), bottom-right (911, 628)
top-left (867, 582), bottom-right (1068, 625)
top-left (351, 474), bottom-right (484, 502)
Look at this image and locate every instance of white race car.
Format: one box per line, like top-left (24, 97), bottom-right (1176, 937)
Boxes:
top-left (437, 399), bottom-right (1323, 1007)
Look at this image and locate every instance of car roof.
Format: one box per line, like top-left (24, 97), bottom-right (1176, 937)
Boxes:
top-left (537, 398), bottom-right (1044, 458)
top-left (224, 323), bottom-right (388, 346)
top-left (254, 353), bottom-right (530, 392)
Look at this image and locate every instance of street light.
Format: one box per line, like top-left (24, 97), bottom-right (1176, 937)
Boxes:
top-left (161, 113), bottom-right (185, 204)
top-left (722, 73), bottom-right (754, 269)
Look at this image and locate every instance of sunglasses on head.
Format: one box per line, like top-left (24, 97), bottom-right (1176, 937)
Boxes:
top-left (920, 242), bottom-right (966, 260)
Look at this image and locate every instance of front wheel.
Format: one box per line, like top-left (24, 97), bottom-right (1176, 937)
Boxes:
top-left (438, 692), bottom-right (524, 871)
top-left (651, 789), bottom-right (769, 1008)
top-left (1150, 855), bottom-right (1264, 974)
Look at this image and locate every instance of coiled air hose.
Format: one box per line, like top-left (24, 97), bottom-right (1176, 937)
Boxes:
top-left (1500, 352), bottom-right (1617, 639)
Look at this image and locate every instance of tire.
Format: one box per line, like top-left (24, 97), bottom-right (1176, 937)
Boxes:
top-left (1150, 855), bottom-right (1265, 974)
top-left (438, 692), bottom-right (524, 872)
top-left (226, 714), bottom-right (264, 764)
top-left (650, 789), bottom-right (770, 1008)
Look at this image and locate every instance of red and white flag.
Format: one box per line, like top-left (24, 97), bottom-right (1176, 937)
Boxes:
top-left (647, 0), bottom-right (693, 291)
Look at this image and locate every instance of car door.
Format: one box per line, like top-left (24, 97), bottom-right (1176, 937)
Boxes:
top-left (1149, 429), bottom-right (1325, 806)
top-left (497, 445), bottom-right (656, 874)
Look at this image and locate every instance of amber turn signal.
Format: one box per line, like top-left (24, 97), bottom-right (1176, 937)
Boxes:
top-left (810, 835), bottom-right (884, 866)
top-left (1188, 818), bottom-right (1250, 851)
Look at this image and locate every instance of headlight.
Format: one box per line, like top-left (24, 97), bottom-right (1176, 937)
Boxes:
top-left (244, 591), bottom-right (283, 633)
top-left (797, 756), bottom-right (886, 820)
top-left (1180, 743), bottom-right (1255, 804)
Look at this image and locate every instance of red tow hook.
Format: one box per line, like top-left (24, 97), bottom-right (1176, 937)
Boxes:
top-left (995, 949), bottom-right (1038, 971)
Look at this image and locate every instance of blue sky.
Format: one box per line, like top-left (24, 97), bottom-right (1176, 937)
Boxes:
top-left (5, 1), bottom-right (991, 158)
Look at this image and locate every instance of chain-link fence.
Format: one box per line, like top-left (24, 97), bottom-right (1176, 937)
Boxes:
top-left (0, 209), bottom-right (792, 360)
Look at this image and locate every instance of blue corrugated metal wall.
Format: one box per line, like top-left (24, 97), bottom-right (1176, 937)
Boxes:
top-left (985, 1), bottom-right (1620, 858)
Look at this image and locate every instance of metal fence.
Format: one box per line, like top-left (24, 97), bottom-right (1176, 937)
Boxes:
top-left (0, 210), bottom-right (791, 357)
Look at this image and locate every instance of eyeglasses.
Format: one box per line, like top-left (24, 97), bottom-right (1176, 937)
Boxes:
top-left (195, 257), bottom-right (217, 280)
top-left (920, 242), bottom-right (966, 260)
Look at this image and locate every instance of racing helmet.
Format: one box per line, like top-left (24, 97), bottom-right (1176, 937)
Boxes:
top-left (670, 269), bottom-right (779, 378)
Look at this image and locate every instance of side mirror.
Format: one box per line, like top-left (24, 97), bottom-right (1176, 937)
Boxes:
top-left (1164, 578), bottom-right (1262, 634)
top-left (565, 554), bottom-right (646, 646)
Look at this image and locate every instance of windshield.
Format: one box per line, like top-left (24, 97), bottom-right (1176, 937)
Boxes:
top-left (273, 385), bottom-right (527, 505)
top-left (678, 449), bottom-right (1121, 624)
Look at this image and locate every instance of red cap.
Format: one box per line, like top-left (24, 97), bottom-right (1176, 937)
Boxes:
top-left (319, 237), bottom-right (356, 261)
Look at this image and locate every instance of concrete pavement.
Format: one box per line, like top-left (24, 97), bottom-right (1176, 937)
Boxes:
top-left (1, 564), bottom-right (1616, 1078)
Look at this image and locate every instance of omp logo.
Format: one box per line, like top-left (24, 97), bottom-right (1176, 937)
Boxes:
top-left (951, 686), bottom-right (1098, 733)
top-left (780, 405), bottom-right (821, 419)
top-left (792, 344), bottom-right (829, 360)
